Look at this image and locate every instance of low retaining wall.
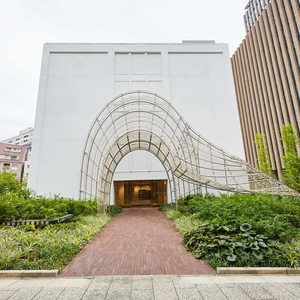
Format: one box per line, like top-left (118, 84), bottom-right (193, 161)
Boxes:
top-left (217, 267), bottom-right (300, 275)
top-left (0, 214), bottom-right (73, 226)
top-left (0, 270), bottom-right (58, 278)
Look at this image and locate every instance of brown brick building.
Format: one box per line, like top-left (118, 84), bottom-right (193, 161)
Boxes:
top-left (231, 0), bottom-right (300, 181)
top-left (0, 143), bottom-right (27, 180)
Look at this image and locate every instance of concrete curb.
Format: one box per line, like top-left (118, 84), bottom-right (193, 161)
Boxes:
top-left (217, 267), bottom-right (300, 275)
top-left (0, 270), bottom-right (58, 278)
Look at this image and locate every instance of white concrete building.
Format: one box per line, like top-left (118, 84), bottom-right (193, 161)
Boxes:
top-left (2, 127), bottom-right (34, 146)
top-left (28, 42), bottom-right (245, 206)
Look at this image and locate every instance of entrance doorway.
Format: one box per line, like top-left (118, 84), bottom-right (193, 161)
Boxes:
top-left (114, 180), bottom-right (167, 207)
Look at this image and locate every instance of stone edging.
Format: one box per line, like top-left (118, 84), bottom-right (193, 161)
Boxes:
top-left (217, 267), bottom-right (300, 275)
top-left (1, 268), bottom-right (300, 277)
top-left (0, 214), bottom-right (73, 226)
top-left (0, 270), bottom-right (58, 278)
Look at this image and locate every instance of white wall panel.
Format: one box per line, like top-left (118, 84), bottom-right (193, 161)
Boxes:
top-left (147, 81), bottom-right (163, 94)
top-left (147, 54), bottom-right (161, 74)
top-left (131, 54), bottom-right (145, 74)
top-left (115, 81), bottom-right (129, 95)
top-left (131, 81), bottom-right (146, 90)
top-left (115, 54), bottom-right (129, 74)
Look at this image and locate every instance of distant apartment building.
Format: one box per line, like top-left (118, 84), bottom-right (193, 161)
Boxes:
top-left (2, 127), bottom-right (34, 146)
top-left (1, 127), bottom-right (34, 176)
top-left (231, 0), bottom-right (300, 181)
top-left (0, 143), bottom-right (27, 180)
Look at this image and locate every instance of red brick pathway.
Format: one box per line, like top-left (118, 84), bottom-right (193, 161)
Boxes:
top-left (60, 208), bottom-right (213, 276)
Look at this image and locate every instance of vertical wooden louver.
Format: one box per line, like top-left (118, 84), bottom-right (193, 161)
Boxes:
top-left (231, 0), bottom-right (300, 181)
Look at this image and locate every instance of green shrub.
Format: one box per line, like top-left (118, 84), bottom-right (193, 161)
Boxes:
top-left (162, 193), bottom-right (300, 268)
top-left (280, 239), bottom-right (300, 268)
top-left (164, 209), bottom-right (182, 220)
top-left (0, 172), bottom-right (98, 221)
top-left (181, 193), bottom-right (300, 240)
top-left (174, 215), bottom-right (204, 234)
top-left (0, 172), bottom-right (30, 198)
top-left (281, 124), bottom-right (300, 192)
top-left (0, 194), bottom-right (98, 221)
top-left (158, 203), bottom-right (171, 211)
top-left (182, 222), bottom-right (286, 268)
top-left (108, 205), bottom-right (123, 217)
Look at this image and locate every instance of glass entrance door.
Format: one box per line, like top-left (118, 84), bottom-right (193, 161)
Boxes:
top-left (114, 180), bottom-right (167, 207)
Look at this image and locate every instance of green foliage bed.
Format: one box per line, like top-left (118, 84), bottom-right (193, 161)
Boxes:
top-left (0, 195), bottom-right (97, 221)
top-left (0, 215), bottom-right (111, 270)
top-left (161, 193), bottom-right (300, 268)
top-left (0, 172), bottom-right (98, 221)
top-left (0, 172), bottom-right (120, 271)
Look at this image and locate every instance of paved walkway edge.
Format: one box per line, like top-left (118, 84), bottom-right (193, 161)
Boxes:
top-left (1, 267), bottom-right (299, 278)
top-left (1, 268), bottom-right (299, 278)
top-left (0, 270), bottom-right (58, 278)
top-left (1, 275), bottom-right (300, 300)
top-left (217, 267), bottom-right (300, 275)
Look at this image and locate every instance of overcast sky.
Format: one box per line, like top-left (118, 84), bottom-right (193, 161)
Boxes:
top-left (0, 0), bottom-right (247, 141)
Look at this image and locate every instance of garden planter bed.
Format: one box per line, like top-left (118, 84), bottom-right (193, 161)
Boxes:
top-left (160, 193), bottom-right (300, 269)
top-left (0, 215), bottom-right (111, 270)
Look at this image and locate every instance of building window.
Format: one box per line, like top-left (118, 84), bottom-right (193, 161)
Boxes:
top-left (11, 164), bottom-right (18, 170)
top-left (3, 163), bottom-right (10, 170)
top-left (4, 147), bottom-right (21, 153)
top-left (10, 156), bottom-right (19, 160)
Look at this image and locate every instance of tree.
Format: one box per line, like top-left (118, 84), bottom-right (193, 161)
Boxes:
top-left (254, 133), bottom-right (273, 176)
top-left (281, 124), bottom-right (300, 192)
top-left (0, 171), bottom-right (29, 197)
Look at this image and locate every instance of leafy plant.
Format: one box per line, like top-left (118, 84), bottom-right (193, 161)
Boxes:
top-left (280, 239), bottom-right (300, 268)
top-left (164, 209), bottom-right (182, 220)
top-left (0, 171), bottom-right (30, 198)
top-left (0, 172), bottom-right (99, 221)
top-left (254, 133), bottom-right (273, 176)
top-left (108, 205), bottom-right (123, 217)
top-left (158, 203), bottom-right (171, 211)
top-left (0, 195), bottom-right (98, 221)
top-left (281, 124), bottom-right (300, 192)
top-left (162, 193), bottom-right (300, 268)
top-left (182, 222), bottom-right (285, 268)
top-left (240, 223), bottom-right (252, 232)
top-left (0, 215), bottom-right (111, 270)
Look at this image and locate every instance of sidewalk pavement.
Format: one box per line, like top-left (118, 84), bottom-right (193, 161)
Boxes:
top-left (1, 275), bottom-right (300, 300)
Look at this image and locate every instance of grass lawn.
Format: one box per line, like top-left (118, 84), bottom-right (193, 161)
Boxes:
top-left (160, 193), bottom-right (300, 269)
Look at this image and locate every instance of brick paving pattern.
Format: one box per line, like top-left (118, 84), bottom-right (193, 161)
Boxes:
top-left (60, 208), bottom-right (213, 276)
